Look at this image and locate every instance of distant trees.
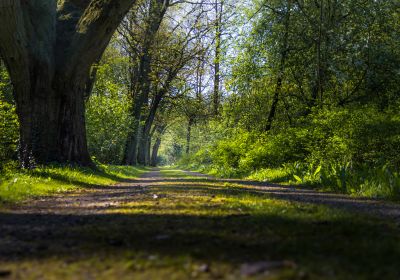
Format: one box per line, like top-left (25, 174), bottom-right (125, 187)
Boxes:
top-left (162, 0), bottom-right (400, 189)
top-left (230, 0), bottom-right (400, 131)
top-left (116, 0), bottom-right (213, 166)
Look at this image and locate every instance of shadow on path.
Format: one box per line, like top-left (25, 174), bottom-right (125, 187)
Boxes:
top-left (0, 169), bottom-right (399, 279)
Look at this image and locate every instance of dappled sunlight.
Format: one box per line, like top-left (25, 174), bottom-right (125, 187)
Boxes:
top-left (2, 169), bottom-right (400, 279)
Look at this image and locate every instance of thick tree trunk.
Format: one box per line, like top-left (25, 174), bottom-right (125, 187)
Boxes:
top-left (16, 71), bottom-right (59, 166)
top-left (9, 65), bottom-right (92, 167)
top-left (56, 78), bottom-right (92, 165)
top-left (0, 0), bottom-right (136, 166)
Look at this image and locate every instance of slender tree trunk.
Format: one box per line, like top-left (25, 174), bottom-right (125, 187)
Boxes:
top-left (122, 0), bottom-right (170, 166)
top-left (146, 136), bottom-right (151, 165)
top-left (186, 118), bottom-right (193, 155)
top-left (124, 52), bottom-right (152, 165)
top-left (137, 91), bottom-right (163, 165)
top-left (137, 68), bottom-right (177, 166)
top-left (265, 78), bottom-right (282, 132)
top-left (311, 0), bottom-right (324, 107)
top-left (213, 0), bottom-right (223, 116)
top-left (123, 129), bottom-right (137, 165)
top-left (150, 136), bottom-right (162, 167)
top-left (265, 0), bottom-right (291, 132)
top-left (150, 124), bottom-right (166, 167)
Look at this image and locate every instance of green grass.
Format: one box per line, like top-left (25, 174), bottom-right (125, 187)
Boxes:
top-left (1, 167), bottom-right (399, 279)
top-left (160, 168), bottom-right (197, 179)
top-left (0, 165), bottom-right (147, 204)
top-left (181, 162), bottom-right (400, 200)
top-left (248, 167), bottom-right (293, 184)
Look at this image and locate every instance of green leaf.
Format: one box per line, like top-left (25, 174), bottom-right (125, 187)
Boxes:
top-left (314, 165), bottom-right (322, 177)
top-left (293, 175), bottom-right (302, 183)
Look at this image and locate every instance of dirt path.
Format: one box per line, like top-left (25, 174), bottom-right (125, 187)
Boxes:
top-left (183, 170), bottom-right (400, 223)
top-left (2, 168), bottom-right (399, 220)
top-left (1, 168), bottom-right (400, 279)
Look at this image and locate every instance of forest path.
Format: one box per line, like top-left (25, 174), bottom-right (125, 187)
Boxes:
top-left (182, 170), bottom-right (400, 222)
top-left (0, 168), bottom-right (400, 279)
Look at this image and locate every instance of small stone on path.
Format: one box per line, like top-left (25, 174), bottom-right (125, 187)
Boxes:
top-left (240, 260), bottom-right (296, 276)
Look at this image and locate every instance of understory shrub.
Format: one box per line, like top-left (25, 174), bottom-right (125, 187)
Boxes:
top-left (181, 106), bottom-right (400, 198)
top-left (0, 92), bottom-right (19, 173)
top-left (86, 94), bottom-right (132, 164)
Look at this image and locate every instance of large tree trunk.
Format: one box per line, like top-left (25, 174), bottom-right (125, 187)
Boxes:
top-left (0, 0), bottom-right (135, 167)
top-left (56, 78), bottom-right (92, 165)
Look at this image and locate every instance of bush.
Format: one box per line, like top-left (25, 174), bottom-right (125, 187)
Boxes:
top-left (86, 94), bottom-right (132, 164)
top-left (304, 107), bottom-right (400, 167)
top-left (178, 106), bottom-right (400, 198)
top-left (0, 92), bottom-right (19, 172)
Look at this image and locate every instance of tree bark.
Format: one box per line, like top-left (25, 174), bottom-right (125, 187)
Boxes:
top-left (150, 136), bottom-right (162, 167)
top-left (186, 118), bottom-right (194, 155)
top-left (0, 0), bottom-right (136, 167)
top-left (150, 124), bottom-right (166, 167)
top-left (213, 0), bottom-right (223, 116)
top-left (137, 92), bottom-right (162, 165)
top-left (137, 68), bottom-right (177, 165)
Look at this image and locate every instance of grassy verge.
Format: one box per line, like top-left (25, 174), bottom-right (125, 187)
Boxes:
top-left (0, 165), bottom-right (147, 204)
top-left (179, 163), bottom-right (400, 200)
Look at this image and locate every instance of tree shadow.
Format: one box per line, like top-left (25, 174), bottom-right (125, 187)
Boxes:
top-left (0, 211), bottom-right (399, 279)
top-left (1, 171), bottom-right (400, 278)
top-left (28, 168), bottom-right (136, 189)
top-left (130, 178), bottom-right (400, 220)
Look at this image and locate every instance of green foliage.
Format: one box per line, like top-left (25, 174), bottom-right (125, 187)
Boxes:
top-left (177, 106), bottom-right (400, 198)
top-left (268, 161), bottom-right (400, 199)
top-left (0, 64), bottom-right (18, 172)
top-left (86, 93), bottom-right (132, 164)
top-left (86, 47), bottom-right (132, 164)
